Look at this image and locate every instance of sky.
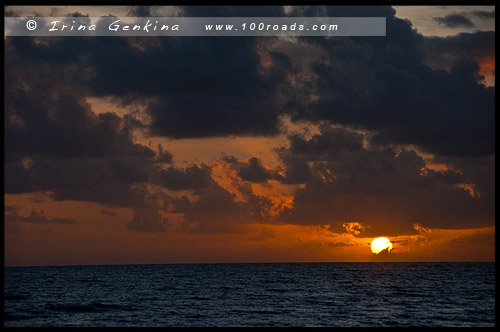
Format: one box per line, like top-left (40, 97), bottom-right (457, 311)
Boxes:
top-left (4, 5), bottom-right (495, 266)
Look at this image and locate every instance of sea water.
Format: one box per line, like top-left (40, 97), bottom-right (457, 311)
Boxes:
top-left (3, 262), bottom-right (495, 327)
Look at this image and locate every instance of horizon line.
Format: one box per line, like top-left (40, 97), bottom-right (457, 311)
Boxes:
top-left (4, 260), bottom-right (495, 268)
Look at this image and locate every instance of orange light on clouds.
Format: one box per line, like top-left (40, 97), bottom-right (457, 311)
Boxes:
top-left (5, 190), bottom-right (495, 266)
top-left (250, 181), bottom-right (295, 217)
top-left (478, 58), bottom-right (495, 87)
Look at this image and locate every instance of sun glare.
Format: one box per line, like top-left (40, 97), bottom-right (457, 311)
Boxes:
top-left (371, 237), bottom-right (393, 254)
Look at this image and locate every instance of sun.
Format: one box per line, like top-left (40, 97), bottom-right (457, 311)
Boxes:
top-left (371, 237), bottom-right (393, 254)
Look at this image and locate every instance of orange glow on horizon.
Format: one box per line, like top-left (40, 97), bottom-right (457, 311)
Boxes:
top-left (4, 192), bottom-right (495, 266)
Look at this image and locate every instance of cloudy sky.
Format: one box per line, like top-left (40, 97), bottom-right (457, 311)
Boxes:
top-left (4, 5), bottom-right (495, 266)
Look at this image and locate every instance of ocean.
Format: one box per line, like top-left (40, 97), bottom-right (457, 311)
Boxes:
top-left (3, 262), bottom-right (495, 327)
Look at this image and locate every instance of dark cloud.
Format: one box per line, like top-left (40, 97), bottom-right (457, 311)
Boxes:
top-left (448, 229), bottom-right (495, 246)
top-left (5, 208), bottom-right (76, 224)
top-left (180, 183), bottom-right (249, 233)
top-left (7, 6), bottom-right (494, 157)
top-left (67, 12), bottom-right (89, 18)
top-left (127, 5), bottom-right (285, 17)
top-left (432, 154), bottom-right (495, 214)
top-left (6, 6), bottom-right (290, 139)
top-left (5, 156), bottom-right (153, 207)
top-left (4, 64), bottom-right (154, 162)
top-left (468, 10), bottom-right (495, 19)
top-left (274, 161), bottom-right (312, 185)
top-left (4, 47), bottom-right (175, 210)
top-left (5, 205), bottom-right (20, 215)
top-left (370, 248), bottom-right (399, 261)
top-left (5, 9), bottom-right (21, 17)
top-left (183, 5), bottom-right (285, 17)
top-left (159, 168), bottom-right (290, 233)
top-left (371, 58), bottom-right (494, 157)
top-left (100, 208), bottom-right (117, 217)
top-left (434, 14), bottom-right (475, 28)
top-left (91, 35), bottom-right (285, 138)
top-left (29, 192), bottom-right (49, 203)
top-left (293, 5), bottom-right (396, 18)
top-left (282, 9), bottom-right (494, 157)
top-left (237, 157), bottom-right (272, 183)
top-left (221, 156), bottom-right (276, 184)
top-left (275, 125), bottom-right (494, 235)
top-left (4, 5), bottom-right (495, 236)
top-left (3, 71), bottom-right (158, 207)
top-left (4, 57), bottom-right (237, 233)
top-left (127, 6), bottom-right (154, 17)
top-left (155, 144), bottom-right (174, 164)
top-left (152, 165), bottom-right (213, 190)
top-left (328, 242), bottom-right (355, 248)
top-left (145, 86), bottom-right (281, 138)
top-left (127, 171), bottom-right (277, 233)
top-left (422, 30), bottom-right (494, 58)
top-left (421, 31), bottom-right (495, 73)
top-left (127, 200), bottom-right (168, 232)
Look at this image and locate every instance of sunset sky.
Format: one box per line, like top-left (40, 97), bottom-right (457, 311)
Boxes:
top-left (4, 5), bottom-right (495, 266)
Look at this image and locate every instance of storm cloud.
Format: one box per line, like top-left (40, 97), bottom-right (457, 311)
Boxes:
top-left (434, 14), bottom-right (475, 28)
top-left (6, 5), bottom-right (495, 157)
top-left (5, 207), bottom-right (76, 224)
top-left (4, 5), bottom-right (495, 236)
top-left (275, 125), bottom-right (494, 235)
top-left (280, 7), bottom-right (494, 158)
top-left (421, 31), bottom-right (495, 74)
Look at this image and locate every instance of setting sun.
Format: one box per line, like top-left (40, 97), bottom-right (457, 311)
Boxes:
top-left (371, 237), bottom-right (393, 254)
